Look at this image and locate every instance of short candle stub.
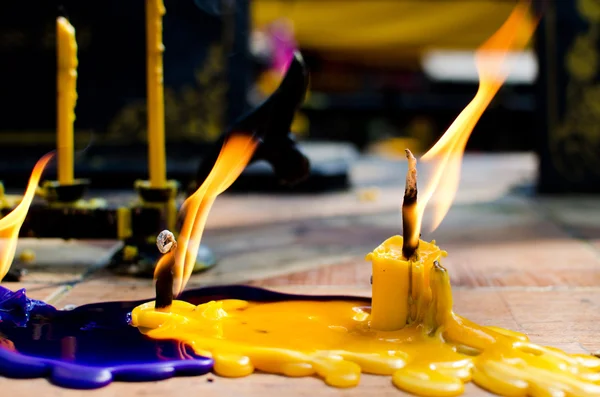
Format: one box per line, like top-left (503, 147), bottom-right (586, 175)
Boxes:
top-left (402, 149), bottom-right (419, 260)
top-left (155, 230), bottom-right (177, 310)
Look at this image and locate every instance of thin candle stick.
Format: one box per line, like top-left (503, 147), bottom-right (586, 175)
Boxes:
top-left (56, 17), bottom-right (78, 185)
top-left (146, 0), bottom-right (167, 188)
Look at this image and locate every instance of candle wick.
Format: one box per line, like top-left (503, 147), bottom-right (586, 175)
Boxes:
top-left (402, 149), bottom-right (419, 260)
top-left (157, 229), bottom-right (177, 254)
top-left (154, 230), bottom-right (177, 310)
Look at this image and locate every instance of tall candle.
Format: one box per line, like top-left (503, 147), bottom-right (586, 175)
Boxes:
top-left (56, 17), bottom-right (78, 186)
top-left (146, 0), bottom-right (167, 188)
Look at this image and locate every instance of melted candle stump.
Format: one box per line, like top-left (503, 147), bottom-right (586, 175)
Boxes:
top-left (131, 235), bottom-right (600, 396)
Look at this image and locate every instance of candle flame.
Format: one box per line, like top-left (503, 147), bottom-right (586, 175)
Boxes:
top-left (417, 1), bottom-right (537, 233)
top-left (157, 133), bottom-right (258, 296)
top-left (0, 152), bottom-right (54, 281)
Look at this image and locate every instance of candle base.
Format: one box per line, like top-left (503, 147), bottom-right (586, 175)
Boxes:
top-left (134, 179), bottom-right (179, 203)
top-left (133, 179), bottom-right (179, 234)
top-left (40, 179), bottom-right (89, 204)
top-left (108, 241), bottom-right (216, 279)
top-left (0, 175), bottom-right (218, 278)
top-left (105, 178), bottom-right (217, 278)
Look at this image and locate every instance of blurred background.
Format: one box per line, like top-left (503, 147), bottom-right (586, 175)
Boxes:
top-left (0, 0), bottom-right (597, 193)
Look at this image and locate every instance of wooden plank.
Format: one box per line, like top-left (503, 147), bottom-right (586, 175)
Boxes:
top-left (3, 285), bottom-right (596, 396)
top-left (0, 282), bottom-right (66, 302)
top-left (202, 202), bottom-right (600, 288)
top-left (0, 374), bottom-right (497, 397)
top-left (7, 239), bottom-right (123, 284)
top-left (204, 154), bottom-right (536, 230)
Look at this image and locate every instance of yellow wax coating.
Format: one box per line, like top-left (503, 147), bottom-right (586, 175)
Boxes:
top-left (366, 236), bottom-right (445, 331)
top-left (132, 238), bottom-right (600, 397)
top-left (56, 17), bottom-right (78, 185)
top-left (146, 0), bottom-right (167, 188)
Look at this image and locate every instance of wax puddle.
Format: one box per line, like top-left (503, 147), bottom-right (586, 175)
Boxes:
top-left (2, 281), bottom-right (599, 395)
top-left (0, 285), bottom-right (212, 389)
top-left (130, 251), bottom-right (600, 397)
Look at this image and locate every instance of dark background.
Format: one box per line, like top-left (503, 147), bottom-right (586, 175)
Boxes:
top-left (0, 1), bottom-right (597, 193)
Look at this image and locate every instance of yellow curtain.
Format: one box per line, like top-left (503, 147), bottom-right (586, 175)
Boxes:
top-left (252, 1), bottom-right (534, 67)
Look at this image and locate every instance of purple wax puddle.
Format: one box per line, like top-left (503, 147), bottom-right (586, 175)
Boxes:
top-left (0, 285), bottom-right (211, 389)
top-left (0, 284), bottom-right (370, 389)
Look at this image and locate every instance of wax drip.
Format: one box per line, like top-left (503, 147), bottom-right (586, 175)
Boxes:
top-left (131, 238), bottom-right (600, 396)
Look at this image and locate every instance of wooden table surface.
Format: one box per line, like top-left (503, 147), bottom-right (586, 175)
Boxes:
top-left (1, 153), bottom-right (600, 396)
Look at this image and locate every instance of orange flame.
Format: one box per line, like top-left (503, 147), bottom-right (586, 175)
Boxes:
top-left (417, 1), bottom-right (537, 233)
top-left (155, 133), bottom-right (258, 296)
top-left (0, 152), bottom-right (54, 281)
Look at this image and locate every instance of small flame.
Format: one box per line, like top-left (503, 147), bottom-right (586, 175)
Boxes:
top-left (416, 1), bottom-right (537, 233)
top-left (0, 152), bottom-right (54, 281)
top-left (158, 133), bottom-right (258, 296)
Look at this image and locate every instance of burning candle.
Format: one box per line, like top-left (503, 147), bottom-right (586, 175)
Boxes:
top-left (368, 0), bottom-right (535, 334)
top-left (56, 17), bottom-right (78, 186)
top-left (367, 150), bottom-right (427, 331)
top-left (146, 0), bottom-right (167, 188)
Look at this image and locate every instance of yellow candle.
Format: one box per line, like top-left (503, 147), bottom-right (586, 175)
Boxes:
top-left (366, 236), bottom-right (410, 331)
top-left (146, 0), bottom-right (167, 188)
top-left (366, 236), bottom-right (445, 331)
top-left (56, 17), bottom-right (78, 186)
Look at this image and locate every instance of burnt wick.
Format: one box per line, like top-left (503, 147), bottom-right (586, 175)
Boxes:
top-left (402, 149), bottom-right (419, 260)
top-left (155, 230), bottom-right (177, 310)
top-left (156, 230), bottom-right (176, 254)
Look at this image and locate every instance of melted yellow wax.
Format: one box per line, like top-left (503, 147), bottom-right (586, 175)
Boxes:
top-left (131, 238), bottom-right (600, 397)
